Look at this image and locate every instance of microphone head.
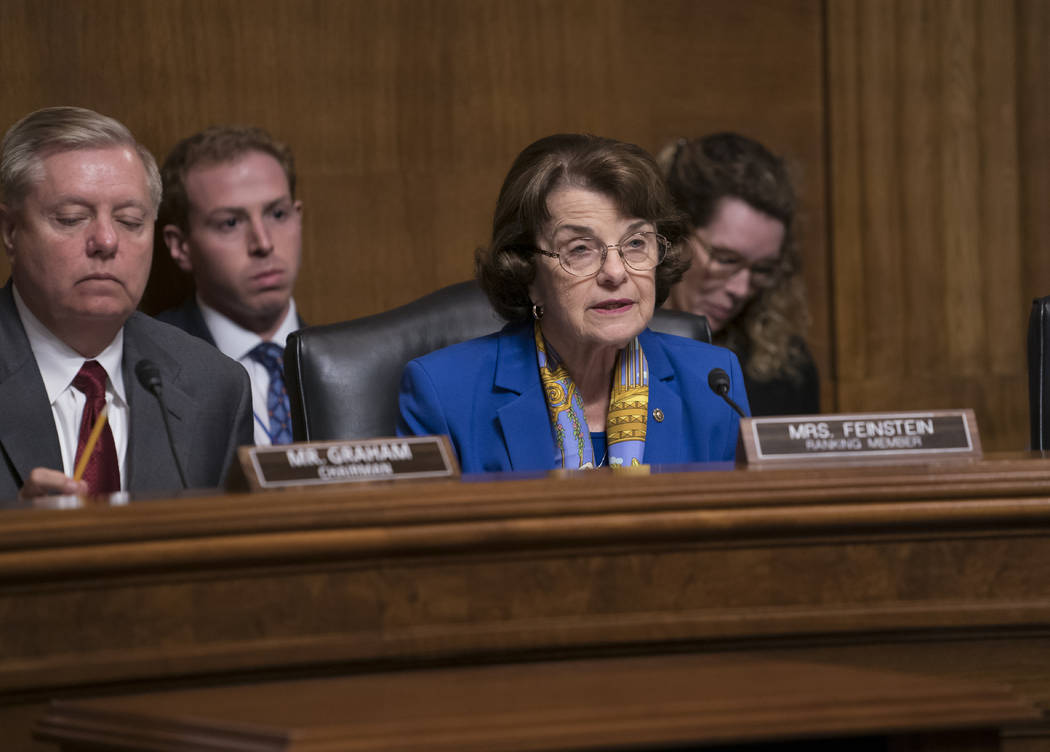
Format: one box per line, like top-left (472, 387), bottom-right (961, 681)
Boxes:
top-left (135, 359), bottom-right (163, 394)
top-left (707, 367), bottom-right (731, 397)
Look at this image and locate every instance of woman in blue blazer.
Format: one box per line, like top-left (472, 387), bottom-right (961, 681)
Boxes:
top-left (398, 134), bottom-right (749, 474)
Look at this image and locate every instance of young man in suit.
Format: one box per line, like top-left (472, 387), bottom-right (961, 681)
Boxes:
top-left (0, 106), bottom-right (252, 501)
top-left (157, 127), bottom-right (303, 445)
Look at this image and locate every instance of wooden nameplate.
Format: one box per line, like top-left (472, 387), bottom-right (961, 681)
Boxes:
top-left (740, 409), bottom-right (981, 466)
top-left (232, 435), bottom-right (459, 491)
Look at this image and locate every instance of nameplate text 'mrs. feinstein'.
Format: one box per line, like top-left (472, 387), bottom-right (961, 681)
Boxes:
top-left (236, 436), bottom-right (459, 490)
top-left (739, 409), bottom-right (981, 466)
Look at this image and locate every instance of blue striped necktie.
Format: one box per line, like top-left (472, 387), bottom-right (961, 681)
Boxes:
top-left (248, 342), bottom-right (293, 445)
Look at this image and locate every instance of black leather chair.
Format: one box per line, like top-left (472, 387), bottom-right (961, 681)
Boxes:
top-left (1028, 295), bottom-right (1050, 450)
top-left (285, 280), bottom-right (712, 441)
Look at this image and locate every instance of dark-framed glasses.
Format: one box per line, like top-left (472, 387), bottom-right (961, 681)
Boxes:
top-left (531, 231), bottom-right (670, 278)
top-left (696, 236), bottom-right (781, 289)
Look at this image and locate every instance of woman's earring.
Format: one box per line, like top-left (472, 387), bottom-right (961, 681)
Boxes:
top-left (532, 303), bottom-right (544, 320)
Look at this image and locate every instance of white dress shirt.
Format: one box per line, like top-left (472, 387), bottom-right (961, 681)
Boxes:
top-left (13, 286), bottom-right (129, 488)
top-left (196, 297), bottom-right (299, 446)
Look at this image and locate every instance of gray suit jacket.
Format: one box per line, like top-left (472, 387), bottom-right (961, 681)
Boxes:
top-left (0, 283), bottom-right (254, 502)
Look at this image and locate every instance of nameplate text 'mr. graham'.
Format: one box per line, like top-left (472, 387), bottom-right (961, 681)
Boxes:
top-left (236, 436), bottom-right (459, 490)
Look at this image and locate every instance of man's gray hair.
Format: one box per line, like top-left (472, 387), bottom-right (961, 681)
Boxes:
top-left (0, 106), bottom-right (161, 213)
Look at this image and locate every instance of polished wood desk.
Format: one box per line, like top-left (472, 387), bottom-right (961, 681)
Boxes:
top-left (2, 456), bottom-right (1049, 750)
top-left (34, 654), bottom-right (1042, 751)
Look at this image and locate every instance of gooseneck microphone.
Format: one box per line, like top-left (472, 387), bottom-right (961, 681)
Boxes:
top-left (708, 367), bottom-right (746, 419)
top-left (135, 360), bottom-right (188, 489)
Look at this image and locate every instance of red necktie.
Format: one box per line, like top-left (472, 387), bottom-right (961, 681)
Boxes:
top-left (72, 361), bottom-right (120, 494)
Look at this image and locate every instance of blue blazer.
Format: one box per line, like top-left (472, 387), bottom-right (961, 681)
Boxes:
top-left (397, 322), bottom-right (749, 473)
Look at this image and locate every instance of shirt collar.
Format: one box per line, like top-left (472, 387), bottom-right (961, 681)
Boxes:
top-left (12, 284), bottom-right (127, 405)
top-left (196, 295), bottom-right (299, 358)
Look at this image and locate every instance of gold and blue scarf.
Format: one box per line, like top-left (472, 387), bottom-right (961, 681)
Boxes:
top-left (534, 322), bottom-right (648, 468)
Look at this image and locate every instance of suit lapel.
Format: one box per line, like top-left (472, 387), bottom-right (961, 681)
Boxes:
top-left (493, 323), bottom-right (555, 469)
top-left (0, 284), bottom-right (63, 485)
top-left (122, 314), bottom-right (194, 491)
top-left (639, 330), bottom-right (685, 464)
top-left (492, 326), bottom-right (688, 468)
top-left (183, 299), bottom-right (216, 345)
top-left (497, 387), bottom-right (553, 469)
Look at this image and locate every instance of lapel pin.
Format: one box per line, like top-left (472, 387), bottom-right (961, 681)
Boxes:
top-left (652, 408), bottom-right (664, 422)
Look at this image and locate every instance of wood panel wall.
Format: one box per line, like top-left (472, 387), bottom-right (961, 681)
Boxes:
top-left (0, 0), bottom-right (829, 398)
top-left (826, 0), bottom-right (1049, 451)
top-left (0, 0), bottom-right (1045, 451)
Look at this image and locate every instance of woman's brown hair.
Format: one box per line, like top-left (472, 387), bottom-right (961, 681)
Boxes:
top-left (660, 133), bottom-right (809, 382)
top-left (477, 133), bottom-right (689, 322)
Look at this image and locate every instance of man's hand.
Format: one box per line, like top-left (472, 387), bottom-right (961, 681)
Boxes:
top-left (18, 467), bottom-right (87, 500)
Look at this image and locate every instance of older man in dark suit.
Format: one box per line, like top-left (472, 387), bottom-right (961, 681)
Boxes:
top-left (0, 106), bottom-right (252, 501)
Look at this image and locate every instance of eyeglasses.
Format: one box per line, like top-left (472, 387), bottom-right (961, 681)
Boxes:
top-left (694, 236), bottom-right (781, 289)
top-left (524, 231), bottom-right (670, 278)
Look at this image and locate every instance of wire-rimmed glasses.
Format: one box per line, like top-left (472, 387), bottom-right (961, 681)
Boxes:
top-left (694, 235), bottom-right (780, 289)
top-left (526, 230), bottom-right (670, 278)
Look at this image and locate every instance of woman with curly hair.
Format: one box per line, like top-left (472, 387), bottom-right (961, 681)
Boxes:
top-left (660, 133), bottom-right (819, 416)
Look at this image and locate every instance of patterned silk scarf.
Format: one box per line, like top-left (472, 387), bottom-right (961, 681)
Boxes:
top-left (534, 321), bottom-right (649, 468)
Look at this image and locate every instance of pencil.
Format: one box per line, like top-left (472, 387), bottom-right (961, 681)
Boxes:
top-left (73, 404), bottom-right (109, 483)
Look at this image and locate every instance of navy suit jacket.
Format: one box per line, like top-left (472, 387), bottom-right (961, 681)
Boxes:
top-left (157, 297), bottom-right (306, 347)
top-left (397, 322), bottom-right (749, 473)
top-left (0, 283), bottom-right (254, 502)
